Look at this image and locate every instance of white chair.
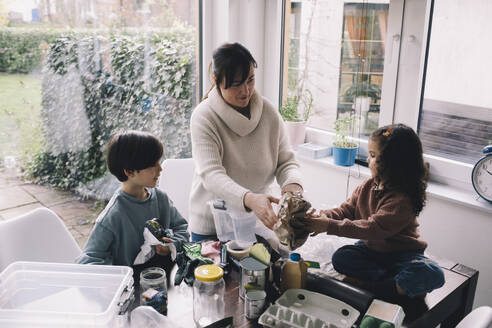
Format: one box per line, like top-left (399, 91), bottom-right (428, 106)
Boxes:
top-left (456, 306), bottom-right (492, 328)
top-left (159, 158), bottom-right (195, 220)
top-left (0, 207), bottom-right (81, 271)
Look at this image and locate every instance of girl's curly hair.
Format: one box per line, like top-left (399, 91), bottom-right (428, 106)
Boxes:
top-left (371, 124), bottom-right (429, 215)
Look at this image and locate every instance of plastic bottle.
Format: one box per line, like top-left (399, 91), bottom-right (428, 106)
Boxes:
top-left (280, 253), bottom-right (307, 292)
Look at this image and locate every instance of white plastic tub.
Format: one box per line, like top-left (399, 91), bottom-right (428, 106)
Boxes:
top-left (0, 262), bottom-right (134, 327)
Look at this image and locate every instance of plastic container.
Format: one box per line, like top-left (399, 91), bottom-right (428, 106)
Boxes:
top-left (193, 264), bottom-right (225, 328)
top-left (259, 289), bottom-right (360, 328)
top-left (208, 199), bottom-right (257, 246)
top-left (280, 253), bottom-right (307, 292)
top-left (0, 261), bottom-right (134, 327)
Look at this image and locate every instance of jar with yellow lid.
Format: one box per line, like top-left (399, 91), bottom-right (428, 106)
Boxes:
top-left (193, 264), bottom-right (226, 327)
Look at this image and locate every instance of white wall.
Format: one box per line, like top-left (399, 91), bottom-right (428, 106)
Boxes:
top-left (298, 156), bottom-right (492, 309)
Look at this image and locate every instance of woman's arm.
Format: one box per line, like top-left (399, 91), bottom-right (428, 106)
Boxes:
top-left (191, 111), bottom-right (251, 211)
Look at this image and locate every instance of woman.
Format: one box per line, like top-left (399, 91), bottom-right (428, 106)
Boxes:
top-left (189, 42), bottom-right (303, 242)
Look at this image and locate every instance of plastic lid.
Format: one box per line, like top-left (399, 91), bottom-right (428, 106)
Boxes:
top-left (290, 253), bottom-right (301, 261)
top-left (194, 264), bottom-right (224, 282)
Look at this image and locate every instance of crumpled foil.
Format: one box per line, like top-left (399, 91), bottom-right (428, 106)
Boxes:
top-left (273, 191), bottom-right (312, 250)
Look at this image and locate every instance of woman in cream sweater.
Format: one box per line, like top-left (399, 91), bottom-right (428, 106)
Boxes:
top-left (189, 42), bottom-right (303, 241)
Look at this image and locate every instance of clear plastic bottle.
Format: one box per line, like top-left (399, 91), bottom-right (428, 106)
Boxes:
top-left (280, 253), bottom-right (307, 292)
top-left (193, 264), bottom-right (225, 327)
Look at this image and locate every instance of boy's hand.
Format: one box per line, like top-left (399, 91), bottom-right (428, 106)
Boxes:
top-left (155, 237), bottom-right (173, 256)
top-left (303, 213), bottom-right (330, 237)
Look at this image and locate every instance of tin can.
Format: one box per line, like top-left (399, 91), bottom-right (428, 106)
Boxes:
top-left (244, 290), bottom-right (267, 320)
top-left (239, 257), bottom-right (268, 299)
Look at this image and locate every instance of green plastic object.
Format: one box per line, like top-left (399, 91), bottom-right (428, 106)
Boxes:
top-left (359, 316), bottom-right (378, 328)
top-left (360, 315), bottom-right (395, 328)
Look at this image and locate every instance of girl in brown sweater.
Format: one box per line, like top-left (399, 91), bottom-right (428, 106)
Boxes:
top-left (304, 124), bottom-right (444, 301)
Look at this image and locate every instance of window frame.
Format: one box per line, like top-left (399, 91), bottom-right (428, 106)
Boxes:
top-left (198, 0), bottom-right (476, 191)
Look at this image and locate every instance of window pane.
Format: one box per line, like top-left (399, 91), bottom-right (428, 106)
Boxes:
top-left (419, 0), bottom-right (492, 164)
top-left (284, 0), bottom-right (389, 137)
top-left (1, 1), bottom-right (197, 197)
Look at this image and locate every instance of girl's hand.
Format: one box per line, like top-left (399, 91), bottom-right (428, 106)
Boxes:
top-left (155, 237), bottom-right (173, 256)
top-left (303, 213), bottom-right (330, 237)
top-left (281, 183), bottom-right (303, 195)
top-left (244, 192), bottom-right (280, 229)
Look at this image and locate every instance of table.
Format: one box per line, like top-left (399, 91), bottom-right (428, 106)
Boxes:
top-left (165, 257), bottom-right (478, 328)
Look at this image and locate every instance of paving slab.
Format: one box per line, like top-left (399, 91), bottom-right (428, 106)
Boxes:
top-left (0, 202), bottom-right (44, 221)
top-left (0, 169), bottom-right (24, 189)
top-left (0, 186), bottom-right (38, 210)
top-left (50, 200), bottom-right (99, 221)
top-left (30, 188), bottom-right (76, 207)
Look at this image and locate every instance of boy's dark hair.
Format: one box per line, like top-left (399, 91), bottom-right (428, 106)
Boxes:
top-left (106, 130), bottom-right (163, 182)
top-left (212, 42), bottom-right (257, 89)
top-left (371, 124), bottom-right (428, 215)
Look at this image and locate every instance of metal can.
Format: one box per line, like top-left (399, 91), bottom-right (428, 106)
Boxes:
top-left (244, 290), bottom-right (267, 320)
top-left (239, 257), bottom-right (268, 299)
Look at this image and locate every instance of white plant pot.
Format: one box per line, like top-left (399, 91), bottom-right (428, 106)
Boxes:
top-left (355, 96), bottom-right (371, 133)
top-left (284, 121), bottom-right (306, 151)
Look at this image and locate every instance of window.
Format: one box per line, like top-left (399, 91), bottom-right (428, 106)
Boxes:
top-left (1, 0), bottom-right (198, 194)
top-left (283, 0), bottom-right (389, 137)
top-left (419, 0), bottom-right (492, 165)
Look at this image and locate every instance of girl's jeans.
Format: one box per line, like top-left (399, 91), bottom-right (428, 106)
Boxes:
top-left (332, 241), bottom-right (445, 297)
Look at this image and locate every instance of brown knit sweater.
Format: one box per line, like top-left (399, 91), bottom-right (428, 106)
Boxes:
top-left (324, 178), bottom-right (427, 253)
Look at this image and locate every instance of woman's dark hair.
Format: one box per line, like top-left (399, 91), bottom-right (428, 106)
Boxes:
top-left (106, 130), bottom-right (163, 182)
top-left (206, 42), bottom-right (257, 96)
top-left (371, 124), bottom-right (428, 215)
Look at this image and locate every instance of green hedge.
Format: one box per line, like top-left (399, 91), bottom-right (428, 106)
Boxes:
top-left (25, 28), bottom-right (195, 190)
top-left (0, 28), bottom-right (60, 73)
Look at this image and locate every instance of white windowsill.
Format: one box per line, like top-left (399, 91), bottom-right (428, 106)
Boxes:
top-left (297, 153), bottom-right (492, 215)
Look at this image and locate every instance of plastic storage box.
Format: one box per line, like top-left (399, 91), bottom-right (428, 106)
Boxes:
top-left (209, 199), bottom-right (258, 246)
top-left (0, 261), bottom-right (134, 327)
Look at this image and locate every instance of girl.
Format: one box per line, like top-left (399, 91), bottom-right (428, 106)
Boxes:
top-left (304, 124), bottom-right (445, 301)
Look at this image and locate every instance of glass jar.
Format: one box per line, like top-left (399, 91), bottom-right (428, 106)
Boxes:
top-left (139, 267), bottom-right (167, 305)
top-left (193, 264), bottom-right (225, 327)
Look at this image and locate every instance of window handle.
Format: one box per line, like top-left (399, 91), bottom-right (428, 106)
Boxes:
top-left (386, 34), bottom-right (400, 64)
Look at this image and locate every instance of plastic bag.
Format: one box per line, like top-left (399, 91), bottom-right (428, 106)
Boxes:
top-left (130, 306), bottom-right (184, 328)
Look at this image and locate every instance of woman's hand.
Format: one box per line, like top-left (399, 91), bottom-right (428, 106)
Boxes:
top-left (281, 183), bottom-right (303, 195)
top-left (155, 237), bottom-right (173, 256)
top-left (244, 192), bottom-right (280, 229)
top-left (303, 212), bottom-right (330, 237)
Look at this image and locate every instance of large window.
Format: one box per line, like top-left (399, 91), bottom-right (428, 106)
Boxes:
top-left (419, 0), bottom-right (492, 165)
top-left (284, 0), bottom-right (389, 137)
top-left (1, 0), bottom-right (197, 197)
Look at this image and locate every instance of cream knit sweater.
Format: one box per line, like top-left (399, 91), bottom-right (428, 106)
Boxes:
top-left (189, 87), bottom-right (303, 235)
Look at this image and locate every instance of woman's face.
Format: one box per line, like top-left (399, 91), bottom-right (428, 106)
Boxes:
top-left (218, 63), bottom-right (255, 109)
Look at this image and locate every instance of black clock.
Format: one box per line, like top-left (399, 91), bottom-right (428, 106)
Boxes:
top-left (471, 145), bottom-right (492, 203)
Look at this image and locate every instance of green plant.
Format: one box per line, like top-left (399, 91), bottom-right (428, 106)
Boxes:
top-left (279, 89), bottom-right (313, 122)
top-left (25, 28), bottom-right (195, 191)
top-left (333, 115), bottom-right (358, 148)
top-left (342, 81), bottom-right (381, 103)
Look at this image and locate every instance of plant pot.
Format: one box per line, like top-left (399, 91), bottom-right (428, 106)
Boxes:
top-left (355, 96), bottom-right (371, 134)
top-left (332, 146), bottom-right (358, 166)
top-left (284, 121), bottom-right (306, 150)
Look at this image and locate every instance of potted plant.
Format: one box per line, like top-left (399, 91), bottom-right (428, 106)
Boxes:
top-left (332, 115), bottom-right (359, 166)
top-left (342, 78), bottom-right (381, 133)
top-left (279, 89), bottom-right (313, 150)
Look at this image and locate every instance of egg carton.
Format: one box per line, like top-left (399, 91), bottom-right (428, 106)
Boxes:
top-left (259, 289), bottom-right (359, 328)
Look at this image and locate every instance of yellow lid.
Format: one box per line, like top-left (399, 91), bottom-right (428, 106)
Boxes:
top-left (194, 264), bottom-right (224, 282)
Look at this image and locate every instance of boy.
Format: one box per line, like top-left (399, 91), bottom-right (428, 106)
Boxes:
top-left (76, 130), bottom-right (189, 285)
